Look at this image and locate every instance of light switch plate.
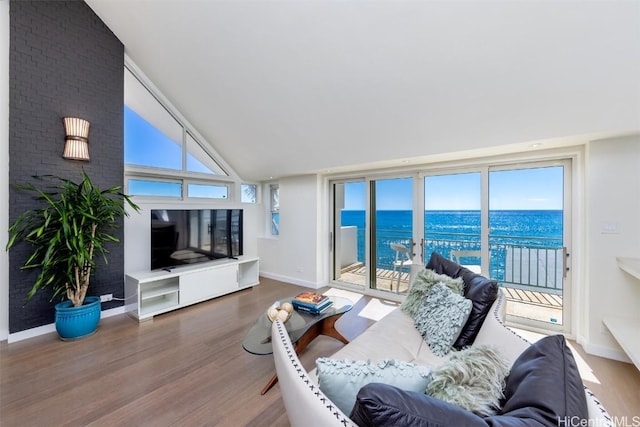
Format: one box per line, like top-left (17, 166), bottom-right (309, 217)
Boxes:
top-left (601, 221), bottom-right (620, 234)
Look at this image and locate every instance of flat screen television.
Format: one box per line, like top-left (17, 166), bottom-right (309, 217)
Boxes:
top-left (150, 209), bottom-right (243, 271)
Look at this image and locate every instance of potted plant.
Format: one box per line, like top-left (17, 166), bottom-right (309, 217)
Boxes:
top-left (6, 171), bottom-right (140, 339)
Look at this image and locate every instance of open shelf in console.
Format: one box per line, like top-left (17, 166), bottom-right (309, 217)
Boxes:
top-left (140, 278), bottom-right (179, 317)
top-left (238, 259), bottom-right (260, 288)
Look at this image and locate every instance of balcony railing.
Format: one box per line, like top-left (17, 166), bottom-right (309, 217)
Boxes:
top-left (339, 227), bottom-right (564, 323)
top-left (350, 228), bottom-right (564, 294)
top-left (424, 233), bottom-right (564, 294)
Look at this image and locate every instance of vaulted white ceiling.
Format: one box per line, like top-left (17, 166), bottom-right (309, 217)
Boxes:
top-left (86, 0), bottom-right (640, 181)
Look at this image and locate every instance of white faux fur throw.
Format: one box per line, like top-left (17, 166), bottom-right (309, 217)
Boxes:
top-left (401, 268), bottom-right (465, 318)
top-left (425, 345), bottom-right (510, 416)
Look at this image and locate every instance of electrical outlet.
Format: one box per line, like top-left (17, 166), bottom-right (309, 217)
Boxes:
top-left (100, 294), bottom-right (113, 302)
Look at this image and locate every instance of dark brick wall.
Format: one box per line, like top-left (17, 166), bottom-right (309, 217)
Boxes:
top-left (9, 0), bottom-right (124, 333)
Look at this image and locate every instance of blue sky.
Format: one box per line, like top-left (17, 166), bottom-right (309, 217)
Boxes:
top-left (344, 167), bottom-right (564, 211)
top-left (125, 106), bottom-right (182, 170)
top-left (127, 104), bottom-right (564, 210)
top-left (125, 106), bottom-right (214, 175)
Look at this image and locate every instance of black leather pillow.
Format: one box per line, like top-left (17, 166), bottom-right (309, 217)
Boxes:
top-left (453, 272), bottom-right (499, 349)
top-left (350, 382), bottom-right (488, 427)
top-left (425, 251), bottom-right (463, 278)
top-left (425, 252), bottom-right (498, 349)
top-left (484, 334), bottom-right (588, 427)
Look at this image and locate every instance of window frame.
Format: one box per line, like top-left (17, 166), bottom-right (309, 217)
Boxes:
top-left (241, 184), bottom-right (258, 204)
top-left (124, 61), bottom-right (247, 201)
top-left (270, 184), bottom-right (280, 236)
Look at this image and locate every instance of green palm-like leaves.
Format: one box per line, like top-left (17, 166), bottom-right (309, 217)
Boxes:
top-left (7, 171), bottom-right (140, 306)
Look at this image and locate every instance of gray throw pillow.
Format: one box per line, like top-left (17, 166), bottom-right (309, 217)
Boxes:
top-left (316, 358), bottom-right (431, 415)
top-left (401, 268), bottom-right (465, 318)
top-left (426, 344), bottom-right (510, 416)
top-left (413, 282), bottom-right (472, 357)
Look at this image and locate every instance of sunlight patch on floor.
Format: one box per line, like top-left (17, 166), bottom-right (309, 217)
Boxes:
top-left (358, 298), bottom-right (399, 321)
top-left (510, 327), bottom-right (600, 385)
top-left (323, 288), bottom-right (364, 304)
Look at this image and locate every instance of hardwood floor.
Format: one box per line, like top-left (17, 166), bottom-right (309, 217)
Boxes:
top-left (1, 277), bottom-right (638, 426)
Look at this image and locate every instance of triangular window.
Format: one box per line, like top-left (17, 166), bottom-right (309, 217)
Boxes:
top-left (186, 132), bottom-right (226, 175)
top-left (124, 67), bottom-right (228, 177)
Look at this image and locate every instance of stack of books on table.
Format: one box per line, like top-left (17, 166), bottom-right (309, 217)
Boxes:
top-left (291, 292), bottom-right (333, 315)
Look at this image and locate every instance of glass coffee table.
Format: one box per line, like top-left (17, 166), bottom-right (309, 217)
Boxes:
top-left (242, 295), bottom-right (353, 394)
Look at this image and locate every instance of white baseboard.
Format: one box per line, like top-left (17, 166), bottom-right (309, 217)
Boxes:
top-left (6, 305), bottom-right (127, 344)
top-left (100, 305), bottom-right (126, 319)
top-left (7, 323), bottom-right (56, 343)
top-left (580, 340), bottom-right (632, 364)
top-left (259, 271), bottom-right (323, 289)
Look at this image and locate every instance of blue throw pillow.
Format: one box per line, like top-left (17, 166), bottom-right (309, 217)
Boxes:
top-left (316, 358), bottom-right (431, 415)
top-left (413, 282), bottom-right (472, 356)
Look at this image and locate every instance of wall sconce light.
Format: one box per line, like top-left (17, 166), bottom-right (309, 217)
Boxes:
top-left (62, 117), bottom-right (90, 161)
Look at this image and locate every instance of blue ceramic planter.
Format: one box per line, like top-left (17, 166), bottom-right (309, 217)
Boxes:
top-left (54, 296), bottom-right (101, 340)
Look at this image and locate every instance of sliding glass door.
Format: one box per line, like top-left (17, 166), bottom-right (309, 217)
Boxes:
top-left (330, 158), bottom-right (572, 333)
top-left (371, 177), bottom-right (414, 293)
top-left (423, 172), bottom-right (483, 272)
top-left (420, 163), bottom-right (570, 331)
top-left (332, 181), bottom-right (367, 288)
top-left (331, 177), bottom-right (415, 293)
top-left (488, 163), bottom-right (569, 330)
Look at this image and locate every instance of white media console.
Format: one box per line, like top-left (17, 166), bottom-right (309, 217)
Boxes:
top-left (125, 256), bottom-right (259, 321)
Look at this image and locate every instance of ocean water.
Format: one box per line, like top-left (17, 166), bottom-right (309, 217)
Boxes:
top-left (340, 210), bottom-right (563, 280)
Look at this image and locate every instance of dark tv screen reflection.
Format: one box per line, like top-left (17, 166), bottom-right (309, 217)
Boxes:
top-left (150, 209), bottom-right (243, 271)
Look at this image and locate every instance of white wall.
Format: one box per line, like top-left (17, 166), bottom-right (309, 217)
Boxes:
top-left (339, 227), bottom-right (358, 268)
top-left (582, 135), bottom-right (640, 360)
top-left (258, 174), bottom-right (325, 288)
top-left (1, 0), bottom-right (9, 341)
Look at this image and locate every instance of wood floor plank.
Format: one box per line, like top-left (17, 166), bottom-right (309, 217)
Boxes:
top-left (1, 277), bottom-right (638, 426)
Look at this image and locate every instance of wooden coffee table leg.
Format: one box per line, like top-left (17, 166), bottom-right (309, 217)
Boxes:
top-left (260, 313), bottom-right (349, 395)
top-left (319, 314), bottom-right (349, 344)
top-left (261, 374), bottom-right (279, 395)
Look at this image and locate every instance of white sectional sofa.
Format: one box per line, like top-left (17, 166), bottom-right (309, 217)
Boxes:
top-left (271, 253), bottom-right (612, 427)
